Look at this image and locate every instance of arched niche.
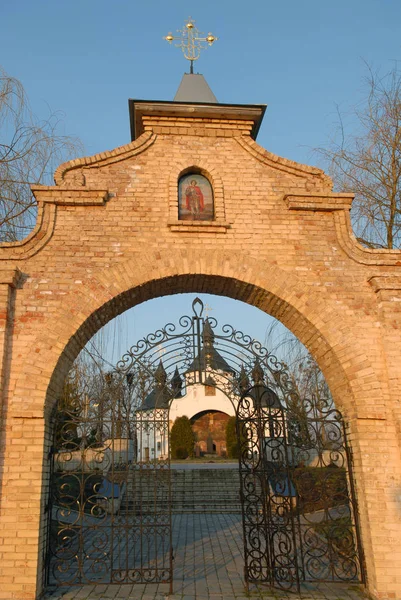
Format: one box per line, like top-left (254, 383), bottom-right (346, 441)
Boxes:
top-left (167, 164), bottom-right (229, 232)
top-left (178, 172), bottom-right (214, 221)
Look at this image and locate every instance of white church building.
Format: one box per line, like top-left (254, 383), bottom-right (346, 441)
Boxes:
top-left (135, 321), bottom-right (237, 461)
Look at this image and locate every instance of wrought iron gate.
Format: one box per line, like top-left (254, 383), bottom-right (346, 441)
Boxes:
top-left (236, 364), bottom-right (365, 592)
top-left (47, 374), bottom-right (172, 586)
top-left (47, 297), bottom-right (365, 593)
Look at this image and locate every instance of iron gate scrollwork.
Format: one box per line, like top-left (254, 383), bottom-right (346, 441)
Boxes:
top-left (236, 361), bottom-right (365, 592)
top-left (48, 371), bottom-right (172, 587)
top-left (47, 297), bottom-right (219, 589)
top-left (47, 297), bottom-right (365, 593)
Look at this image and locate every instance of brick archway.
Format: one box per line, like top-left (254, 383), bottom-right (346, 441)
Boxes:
top-left (2, 250), bottom-right (393, 599)
top-left (7, 250), bottom-right (381, 422)
top-left (1, 98), bottom-right (401, 600)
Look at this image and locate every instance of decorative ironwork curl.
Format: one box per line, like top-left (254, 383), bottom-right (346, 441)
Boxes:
top-left (47, 297), bottom-right (364, 593)
top-left (237, 379), bottom-right (365, 592)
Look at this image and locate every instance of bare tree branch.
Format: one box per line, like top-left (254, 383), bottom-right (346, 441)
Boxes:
top-left (316, 63), bottom-right (401, 249)
top-left (0, 65), bottom-right (83, 242)
top-left (264, 320), bottom-right (333, 411)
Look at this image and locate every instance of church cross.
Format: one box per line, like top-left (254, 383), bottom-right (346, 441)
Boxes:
top-left (164, 17), bottom-right (217, 74)
top-left (204, 303), bottom-right (213, 318)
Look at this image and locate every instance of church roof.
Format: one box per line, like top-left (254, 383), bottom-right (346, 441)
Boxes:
top-left (140, 361), bottom-right (183, 410)
top-left (186, 319), bottom-right (235, 375)
top-left (246, 383), bottom-right (282, 409)
top-left (140, 386), bottom-right (172, 410)
top-left (174, 73), bottom-right (218, 103)
top-left (242, 360), bottom-right (282, 408)
top-left (140, 361), bottom-right (172, 410)
top-left (186, 346), bottom-right (235, 375)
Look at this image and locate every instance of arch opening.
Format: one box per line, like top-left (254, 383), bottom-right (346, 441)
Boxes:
top-left (44, 296), bottom-right (366, 594)
top-left (31, 262), bottom-right (382, 598)
top-left (43, 273), bottom-right (360, 423)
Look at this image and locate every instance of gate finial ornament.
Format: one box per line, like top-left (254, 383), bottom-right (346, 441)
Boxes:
top-left (192, 297), bottom-right (204, 317)
top-left (164, 17), bottom-right (217, 74)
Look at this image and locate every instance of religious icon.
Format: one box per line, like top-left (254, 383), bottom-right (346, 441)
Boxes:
top-left (178, 173), bottom-right (214, 221)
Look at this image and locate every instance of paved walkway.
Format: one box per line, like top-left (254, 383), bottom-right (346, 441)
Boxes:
top-left (44, 514), bottom-right (368, 600)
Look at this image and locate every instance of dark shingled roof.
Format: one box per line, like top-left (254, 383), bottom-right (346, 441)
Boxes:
top-left (140, 361), bottom-right (172, 410)
top-left (140, 386), bottom-right (172, 410)
top-left (186, 319), bottom-right (235, 375)
top-left (186, 346), bottom-right (235, 375)
top-left (246, 383), bottom-right (282, 409)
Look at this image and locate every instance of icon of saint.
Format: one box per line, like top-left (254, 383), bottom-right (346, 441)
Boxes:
top-left (185, 179), bottom-right (204, 218)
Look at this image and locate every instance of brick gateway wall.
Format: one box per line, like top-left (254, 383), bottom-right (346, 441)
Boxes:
top-left (0, 100), bottom-right (400, 600)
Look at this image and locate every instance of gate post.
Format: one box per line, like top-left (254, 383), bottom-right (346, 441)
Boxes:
top-left (0, 269), bottom-right (48, 599)
top-left (0, 415), bottom-right (47, 600)
top-left (365, 276), bottom-right (401, 598)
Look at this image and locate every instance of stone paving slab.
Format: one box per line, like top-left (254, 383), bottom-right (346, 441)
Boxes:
top-left (44, 514), bottom-right (368, 600)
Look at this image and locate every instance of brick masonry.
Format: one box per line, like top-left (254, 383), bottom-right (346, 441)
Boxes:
top-left (0, 103), bottom-right (400, 600)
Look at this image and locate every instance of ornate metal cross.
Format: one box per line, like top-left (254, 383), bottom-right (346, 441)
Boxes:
top-left (164, 17), bottom-right (217, 74)
top-left (204, 303), bottom-right (214, 317)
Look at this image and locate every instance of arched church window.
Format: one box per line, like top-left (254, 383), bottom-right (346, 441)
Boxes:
top-left (178, 173), bottom-right (214, 221)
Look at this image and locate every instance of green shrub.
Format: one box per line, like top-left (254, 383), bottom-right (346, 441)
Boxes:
top-left (225, 416), bottom-right (240, 459)
top-left (175, 447), bottom-right (189, 459)
top-left (170, 416), bottom-right (195, 459)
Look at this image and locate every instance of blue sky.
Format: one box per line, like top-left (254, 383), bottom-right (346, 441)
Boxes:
top-left (2, 0), bottom-right (399, 162)
top-left (1, 0), bottom-right (400, 362)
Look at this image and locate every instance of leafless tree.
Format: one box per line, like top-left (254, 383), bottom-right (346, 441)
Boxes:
top-left (264, 321), bottom-right (332, 411)
top-left (0, 66), bottom-right (82, 242)
top-left (316, 64), bottom-right (401, 249)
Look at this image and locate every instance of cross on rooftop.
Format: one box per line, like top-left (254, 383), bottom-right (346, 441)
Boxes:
top-left (164, 17), bottom-right (217, 74)
top-left (204, 303), bottom-right (214, 317)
